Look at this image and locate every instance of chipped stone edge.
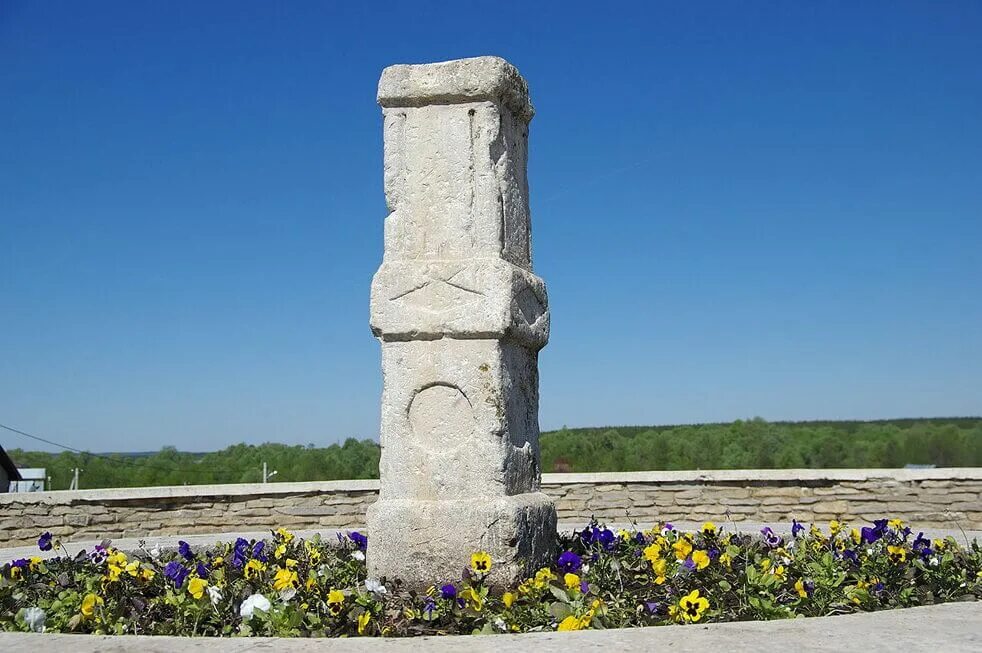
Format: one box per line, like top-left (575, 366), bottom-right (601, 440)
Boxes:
top-left (3, 469), bottom-right (979, 506)
top-left (377, 55), bottom-right (534, 121)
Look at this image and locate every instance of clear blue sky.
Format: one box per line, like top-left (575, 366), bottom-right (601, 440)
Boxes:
top-left (2, 1), bottom-right (980, 453)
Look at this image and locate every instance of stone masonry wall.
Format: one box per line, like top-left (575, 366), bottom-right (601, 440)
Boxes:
top-left (1, 469), bottom-right (980, 548)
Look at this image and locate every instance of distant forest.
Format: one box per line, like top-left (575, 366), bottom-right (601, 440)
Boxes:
top-left (7, 417), bottom-right (981, 490)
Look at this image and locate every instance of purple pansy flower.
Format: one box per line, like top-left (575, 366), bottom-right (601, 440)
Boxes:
top-left (164, 561), bottom-right (189, 588)
top-left (196, 562), bottom-right (210, 578)
top-left (791, 520), bottom-right (805, 538)
top-left (89, 546), bottom-right (108, 565)
top-left (231, 538), bottom-right (249, 568)
top-left (761, 527), bottom-right (783, 548)
top-left (252, 541), bottom-right (267, 562)
top-left (37, 532), bottom-right (53, 552)
top-left (440, 583), bottom-right (457, 600)
top-left (178, 540), bottom-right (194, 560)
top-left (349, 531), bottom-right (368, 551)
top-left (912, 532), bottom-right (933, 559)
top-left (557, 550), bottom-right (582, 573)
top-left (861, 519), bottom-right (889, 544)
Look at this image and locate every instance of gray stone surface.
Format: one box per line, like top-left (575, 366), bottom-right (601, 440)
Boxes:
top-left (2, 469), bottom-right (981, 548)
top-left (0, 602), bottom-right (978, 652)
top-left (366, 56), bottom-right (556, 586)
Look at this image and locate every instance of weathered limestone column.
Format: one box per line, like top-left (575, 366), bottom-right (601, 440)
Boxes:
top-left (366, 57), bottom-right (556, 586)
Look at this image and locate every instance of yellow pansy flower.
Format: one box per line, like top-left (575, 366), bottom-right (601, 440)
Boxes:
top-left (678, 589), bottom-right (709, 623)
top-left (673, 537), bottom-right (693, 560)
top-left (188, 577), bottom-right (208, 600)
top-left (564, 573), bottom-right (581, 590)
top-left (460, 586), bottom-right (484, 611)
top-left (692, 550), bottom-right (710, 570)
top-left (470, 551), bottom-right (493, 574)
top-left (273, 568), bottom-right (298, 591)
top-left (701, 522), bottom-right (717, 536)
top-left (327, 589), bottom-right (345, 615)
top-left (106, 564), bottom-right (123, 582)
top-left (357, 611), bottom-right (371, 635)
top-left (80, 593), bottom-right (103, 617)
top-left (276, 527), bottom-right (295, 543)
top-left (502, 591), bottom-right (515, 608)
top-left (304, 541), bottom-right (321, 564)
top-left (533, 567), bottom-right (557, 589)
top-left (643, 542), bottom-right (662, 562)
top-left (887, 545), bottom-right (907, 564)
top-left (652, 558), bottom-right (667, 584)
top-left (244, 559), bottom-right (266, 579)
top-left (557, 615), bottom-right (582, 631)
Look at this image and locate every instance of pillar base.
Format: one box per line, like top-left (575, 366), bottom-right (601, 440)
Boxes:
top-left (365, 492), bottom-right (557, 588)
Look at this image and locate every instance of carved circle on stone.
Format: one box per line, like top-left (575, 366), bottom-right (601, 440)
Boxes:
top-left (408, 383), bottom-right (476, 453)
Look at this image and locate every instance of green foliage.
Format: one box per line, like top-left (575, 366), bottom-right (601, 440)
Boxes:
top-left (7, 418), bottom-right (981, 489)
top-left (540, 417), bottom-right (982, 472)
top-left (7, 439), bottom-right (381, 490)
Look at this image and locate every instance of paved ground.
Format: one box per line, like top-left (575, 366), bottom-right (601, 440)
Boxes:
top-left (0, 602), bottom-right (979, 652)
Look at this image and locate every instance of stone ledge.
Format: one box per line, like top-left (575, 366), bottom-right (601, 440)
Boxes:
top-left (2, 469), bottom-right (979, 506)
top-left (0, 479), bottom-right (379, 505)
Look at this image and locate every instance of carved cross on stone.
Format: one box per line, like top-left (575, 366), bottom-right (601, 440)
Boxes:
top-left (366, 57), bottom-right (557, 586)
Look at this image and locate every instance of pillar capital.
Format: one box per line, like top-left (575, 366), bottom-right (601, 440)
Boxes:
top-left (378, 56), bottom-right (534, 122)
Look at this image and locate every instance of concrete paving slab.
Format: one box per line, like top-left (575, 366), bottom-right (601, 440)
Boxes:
top-left (0, 601), bottom-right (979, 652)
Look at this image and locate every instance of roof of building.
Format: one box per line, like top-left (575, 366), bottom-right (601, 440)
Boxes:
top-left (0, 445), bottom-right (23, 481)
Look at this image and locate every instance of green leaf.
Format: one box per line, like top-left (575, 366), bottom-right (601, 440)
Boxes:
top-left (549, 602), bottom-right (571, 620)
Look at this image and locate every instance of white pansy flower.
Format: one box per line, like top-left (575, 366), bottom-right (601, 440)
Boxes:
top-left (239, 593), bottom-right (272, 619)
top-left (364, 578), bottom-right (387, 595)
top-left (352, 550), bottom-right (366, 561)
top-left (23, 607), bottom-right (46, 633)
top-left (207, 585), bottom-right (223, 606)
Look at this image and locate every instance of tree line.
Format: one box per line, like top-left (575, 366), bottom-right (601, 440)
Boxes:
top-left (6, 418), bottom-right (980, 490)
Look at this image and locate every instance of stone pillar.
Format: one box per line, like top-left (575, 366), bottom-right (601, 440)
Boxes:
top-left (366, 57), bottom-right (556, 586)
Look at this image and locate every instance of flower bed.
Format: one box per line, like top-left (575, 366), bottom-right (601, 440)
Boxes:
top-left (2, 520), bottom-right (980, 636)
